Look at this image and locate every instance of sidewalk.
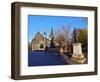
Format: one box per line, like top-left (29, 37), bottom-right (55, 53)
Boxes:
top-left (60, 53), bottom-right (71, 64)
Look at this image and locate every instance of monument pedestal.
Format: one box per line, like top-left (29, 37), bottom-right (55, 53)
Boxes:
top-left (71, 43), bottom-right (86, 64)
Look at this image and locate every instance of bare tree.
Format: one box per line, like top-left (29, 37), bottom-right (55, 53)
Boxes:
top-left (55, 25), bottom-right (71, 47)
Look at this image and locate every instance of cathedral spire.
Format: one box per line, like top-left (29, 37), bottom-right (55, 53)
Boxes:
top-left (49, 28), bottom-right (55, 48)
top-left (49, 28), bottom-right (54, 39)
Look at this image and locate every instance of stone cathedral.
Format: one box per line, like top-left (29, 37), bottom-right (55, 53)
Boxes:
top-left (31, 28), bottom-right (55, 50)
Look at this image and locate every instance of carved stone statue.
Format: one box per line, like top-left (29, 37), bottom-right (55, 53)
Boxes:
top-left (71, 28), bottom-right (86, 64)
top-left (73, 28), bottom-right (80, 43)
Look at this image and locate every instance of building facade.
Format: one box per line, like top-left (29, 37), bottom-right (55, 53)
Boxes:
top-left (31, 32), bottom-right (51, 50)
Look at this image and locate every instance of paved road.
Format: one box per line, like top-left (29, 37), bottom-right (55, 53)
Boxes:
top-left (28, 51), bottom-right (69, 66)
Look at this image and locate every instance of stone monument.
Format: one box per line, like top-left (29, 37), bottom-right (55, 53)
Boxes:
top-left (71, 28), bottom-right (86, 64)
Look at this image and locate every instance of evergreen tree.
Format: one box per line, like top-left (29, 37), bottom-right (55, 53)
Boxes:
top-left (50, 37), bottom-right (55, 48)
top-left (40, 43), bottom-right (44, 48)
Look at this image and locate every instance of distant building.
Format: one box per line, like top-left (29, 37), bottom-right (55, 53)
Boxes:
top-left (31, 32), bottom-right (51, 50)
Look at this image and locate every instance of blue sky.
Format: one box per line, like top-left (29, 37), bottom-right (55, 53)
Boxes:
top-left (28, 15), bottom-right (88, 43)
